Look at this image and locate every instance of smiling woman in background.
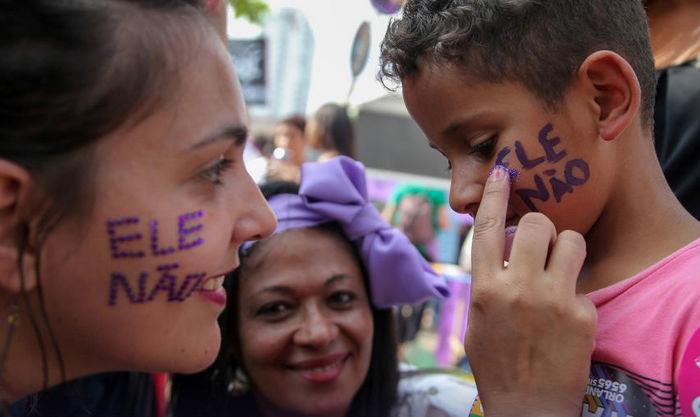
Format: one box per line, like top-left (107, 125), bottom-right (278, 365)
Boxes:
top-left (171, 157), bottom-right (476, 417)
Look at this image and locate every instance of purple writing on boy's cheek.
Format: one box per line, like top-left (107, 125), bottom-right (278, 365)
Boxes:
top-left (496, 147), bottom-right (511, 167)
top-left (515, 140), bottom-right (545, 169)
top-left (515, 174), bottom-right (550, 212)
top-left (549, 176), bottom-right (574, 203)
top-left (538, 123), bottom-right (567, 163)
top-left (507, 123), bottom-right (591, 211)
top-left (495, 147), bottom-right (521, 182)
top-left (564, 159), bottom-right (590, 186)
top-left (108, 217), bottom-right (145, 259)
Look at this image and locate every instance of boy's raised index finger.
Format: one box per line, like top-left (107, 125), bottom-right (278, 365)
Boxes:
top-left (471, 166), bottom-right (511, 283)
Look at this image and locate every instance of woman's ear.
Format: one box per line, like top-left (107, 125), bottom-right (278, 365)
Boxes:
top-left (0, 160), bottom-right (37, 294)
top-left (577, 50), bottom-right (642, 142)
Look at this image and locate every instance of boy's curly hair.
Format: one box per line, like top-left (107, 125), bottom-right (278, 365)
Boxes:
top-left (379, 0), bottom-right (656, 127)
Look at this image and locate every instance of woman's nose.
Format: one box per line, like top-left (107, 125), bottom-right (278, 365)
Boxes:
top-left (233, 177), bottom-right (276, 243)
top-left (292, 306), bottom-right (339, 349)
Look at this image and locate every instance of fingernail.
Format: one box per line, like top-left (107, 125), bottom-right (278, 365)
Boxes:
top-left (489, 165), bottom-right (507, 182)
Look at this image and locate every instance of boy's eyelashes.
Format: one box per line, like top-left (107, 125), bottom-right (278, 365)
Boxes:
top-left (469, 135), bottom-right (498, 160)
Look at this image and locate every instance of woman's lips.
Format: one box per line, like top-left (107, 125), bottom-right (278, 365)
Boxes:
top-left (288, 353), bottom-right (350, 383)
top-left (197, 275), bottom-right (227, 306)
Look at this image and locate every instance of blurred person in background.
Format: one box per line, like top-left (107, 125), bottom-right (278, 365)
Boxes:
top-left (306, 103), bottom-right (356, 161)
top-left (647, 0), bottom-right (700, 218)
top-left (171, 157), bottom-right (476, 417)
top-left (266, 115), bottom-right (307, 183)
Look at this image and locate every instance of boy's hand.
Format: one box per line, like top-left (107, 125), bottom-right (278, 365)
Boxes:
top-left (466, 166), bottom-right (597, 417)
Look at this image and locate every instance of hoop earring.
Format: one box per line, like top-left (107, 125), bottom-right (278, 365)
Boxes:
top-left (0, 297), bottom-right (20, 377)
top-left (228, 367), bottom-right (249, 396)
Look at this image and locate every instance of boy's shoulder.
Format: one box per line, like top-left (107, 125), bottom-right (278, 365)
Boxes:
top-left (590, 236), bottom-right (700, 307)
top-left (648, 236), bottom-right (700, 284)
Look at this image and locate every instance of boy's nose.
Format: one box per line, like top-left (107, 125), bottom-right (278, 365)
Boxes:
top-left (449, 170), bottom-right (484, 216)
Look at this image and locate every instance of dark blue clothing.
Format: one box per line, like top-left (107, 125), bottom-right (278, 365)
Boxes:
top-left (654, 59), bottom-right (700, 219)
top-left (8, 373), bottom-right (154, 417)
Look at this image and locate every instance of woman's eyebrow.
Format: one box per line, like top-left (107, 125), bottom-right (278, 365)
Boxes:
top-left (190, 124), bottom-right (249, 150)
top-left (325, 274), bottom-right (351, 287)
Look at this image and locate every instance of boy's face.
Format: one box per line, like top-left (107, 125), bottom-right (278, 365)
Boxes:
top-left (402, 63), bottom-right (614, 235)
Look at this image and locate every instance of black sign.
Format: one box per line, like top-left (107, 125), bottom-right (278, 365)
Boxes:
top-left (228, 39), bottom-right (266, 105)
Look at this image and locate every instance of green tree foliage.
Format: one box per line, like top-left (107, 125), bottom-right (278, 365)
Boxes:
top-left (227, 0), bottom-right (270, 24)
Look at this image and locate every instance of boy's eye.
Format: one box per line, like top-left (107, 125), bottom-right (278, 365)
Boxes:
top-left (470, 136), bottom-right (497, 160)
top-left (199, 156), bottom-right (233, 186)
top-left (328, 291), bottom-right (357, 308)
top-left (257, 301), bottom-right (293, 319)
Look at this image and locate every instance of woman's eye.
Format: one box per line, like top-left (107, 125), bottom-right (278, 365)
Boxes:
top-left (470, 136), bottom-right (497, 159)
top-left (329, 291), bottom-right (356, 308)
top-left (257, 302), bottom-right (292, 318)
top-left (199, 156), bottom-right (233, 186)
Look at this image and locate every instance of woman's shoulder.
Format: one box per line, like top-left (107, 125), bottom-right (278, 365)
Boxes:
top-left (393, 365), bottom-right (478, 417)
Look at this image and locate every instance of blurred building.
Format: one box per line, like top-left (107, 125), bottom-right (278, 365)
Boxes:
top-left (356, 93), bottom-right (450, 179)
top-left (229, 7), bottom-right (314, 122)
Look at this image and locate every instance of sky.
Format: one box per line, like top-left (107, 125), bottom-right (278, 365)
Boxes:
top-left (228, 0), bottom-right (397, 113)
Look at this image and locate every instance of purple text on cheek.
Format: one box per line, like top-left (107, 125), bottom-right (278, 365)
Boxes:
top-left (496, 123), bottom-right (591, 212)
top-left (108, 217), bottom-right (145, 259)
top-left (538, 123), bottom-right (567, 163)
top-left (107, 210), bottom-right (205, 259)
top-left (150, 220), bottom-right (176, 257)
top-left (108, 263), bottom-right (207, 306)
top-left (178, 210), bottom-right (204, 251)
top-left (107, 210), bottom-right (208, 306)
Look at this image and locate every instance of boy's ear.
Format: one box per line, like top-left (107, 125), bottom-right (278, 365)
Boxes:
top-left (0, 160), bottom-right (37, 294)
top-left (577, 51), bottom-right (641, 142)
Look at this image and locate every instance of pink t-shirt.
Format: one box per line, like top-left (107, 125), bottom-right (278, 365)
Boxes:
top-left (584, 237), bottom-right (700, 417)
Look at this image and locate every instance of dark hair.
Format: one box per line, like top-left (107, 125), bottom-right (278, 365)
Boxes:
top-left (171, 181), bottom-right (399, 417)
top-left (0, 0), bottom-right (207, 388)
top-left (278, 114), bottom-right (307, 134)
top-left (379, 0), bottom-right (657, 127)
top-left (312, 103), bottom-right (356, 158)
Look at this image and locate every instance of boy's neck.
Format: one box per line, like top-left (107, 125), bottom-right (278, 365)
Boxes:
top-left (577, 128), bottom-right (700, 294)
top-left (647, 0), bottom-right (700, 68)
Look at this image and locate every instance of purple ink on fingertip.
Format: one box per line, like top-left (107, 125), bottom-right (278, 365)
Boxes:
top-left (489, 164), bottom-right (519, 185)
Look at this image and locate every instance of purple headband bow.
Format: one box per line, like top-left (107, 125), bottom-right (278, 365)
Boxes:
top-left (247, 156), bottom-right (449, 308)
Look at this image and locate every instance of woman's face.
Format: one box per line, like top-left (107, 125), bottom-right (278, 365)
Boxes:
top-left (305, 119), bottom-right (325, 151)
top-left (38, 26), bottom-right (276, 376)
top-left (238, 228), bottom-right (374, 417)
top-left (273, 123), bottom-right (305, 166)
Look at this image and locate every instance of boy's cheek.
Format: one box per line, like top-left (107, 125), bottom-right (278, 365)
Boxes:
top-left (495, 123), bottom-right (592, 213)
